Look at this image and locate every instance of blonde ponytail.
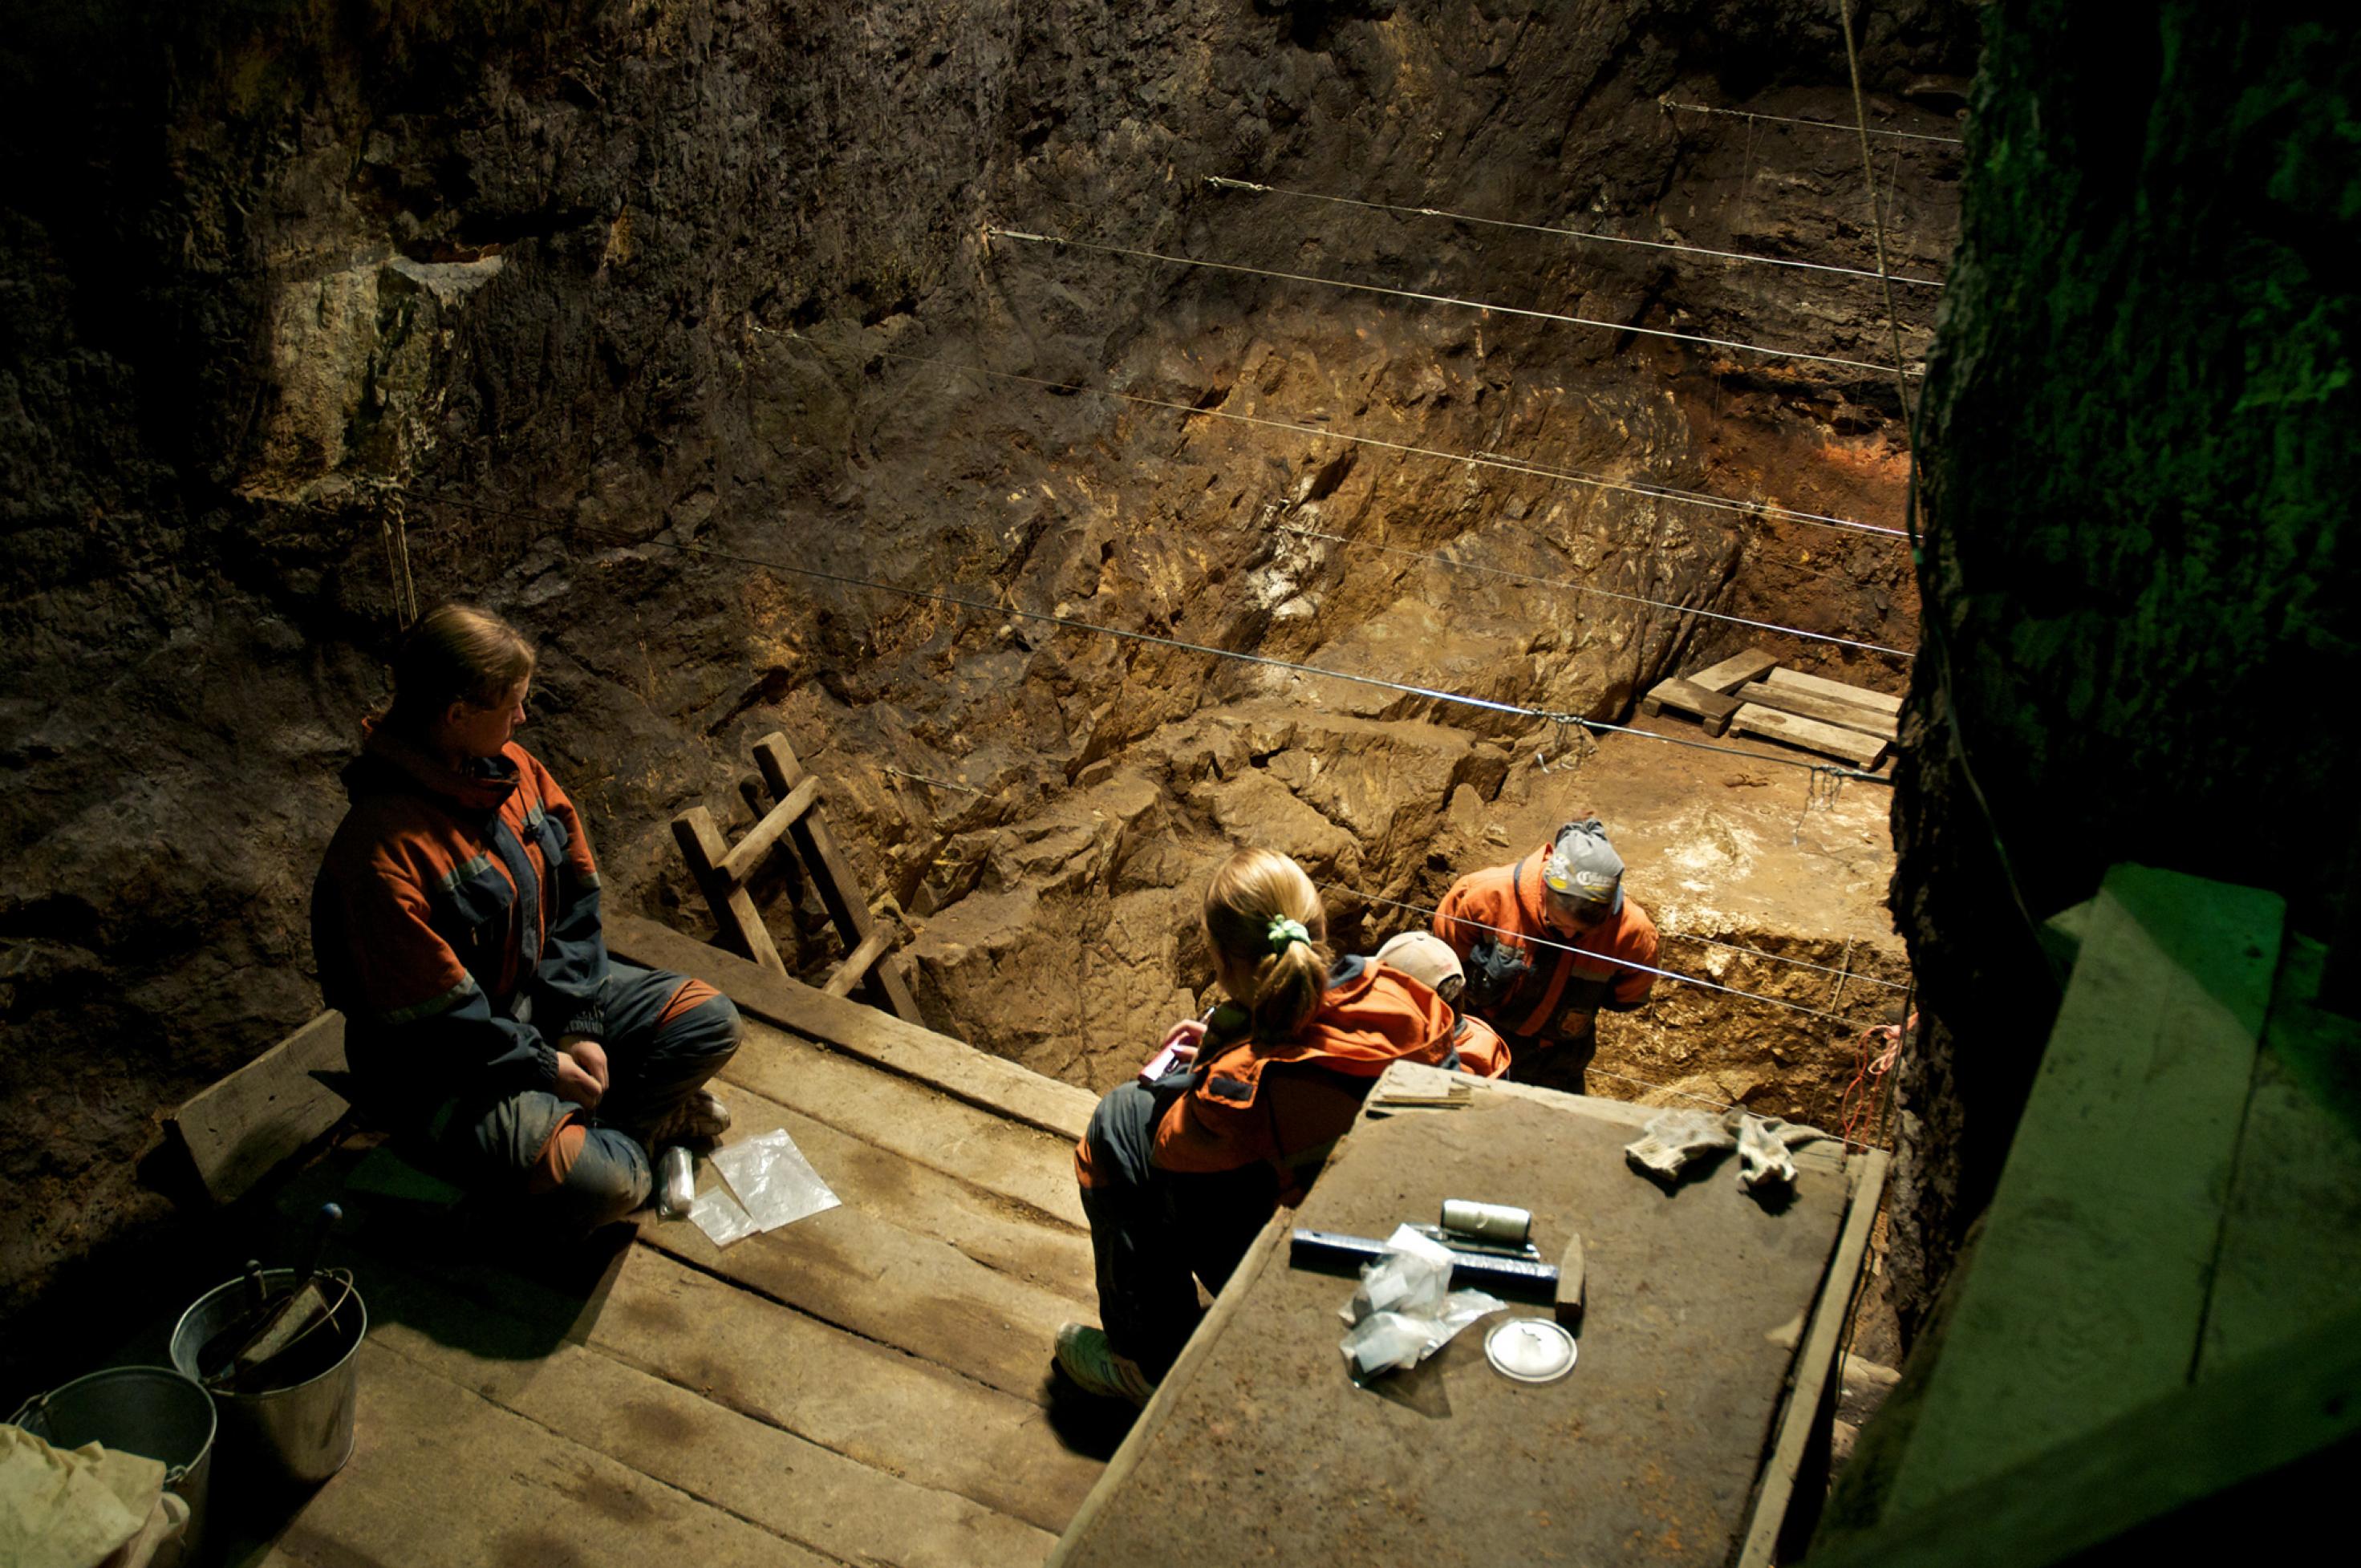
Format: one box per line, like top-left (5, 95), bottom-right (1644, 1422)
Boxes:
top-left (1203, 849), bottom-right (1331, 1041)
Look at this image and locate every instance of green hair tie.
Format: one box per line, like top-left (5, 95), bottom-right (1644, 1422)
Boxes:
top-left (1266, 916), bottom-right (1310, 954)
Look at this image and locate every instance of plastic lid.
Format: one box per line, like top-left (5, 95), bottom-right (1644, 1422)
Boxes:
top-left (1485, 1317), bottom-right (1577, 1384)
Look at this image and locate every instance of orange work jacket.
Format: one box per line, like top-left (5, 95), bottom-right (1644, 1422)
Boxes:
top-left (1430, 844), bottom-right (1660, 1048)
top-left (1146, 958), bottom-right (1462, 1201)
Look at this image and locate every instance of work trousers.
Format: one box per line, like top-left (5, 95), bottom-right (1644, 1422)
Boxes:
top-left (435, 962), bottom-right (742, 1234)
top-left (1077, 1081), bottom-right (1278, 1380)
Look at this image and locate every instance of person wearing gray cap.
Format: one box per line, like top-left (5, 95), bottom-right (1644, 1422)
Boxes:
top-left (1430, 817), bottom-right (1661, 1093)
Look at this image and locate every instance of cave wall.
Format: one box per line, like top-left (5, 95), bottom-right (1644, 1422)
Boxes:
top-left (1, 0), bottom-right (1971, 1388)
top-left (1889, 1), bottom-right (2361, 1332)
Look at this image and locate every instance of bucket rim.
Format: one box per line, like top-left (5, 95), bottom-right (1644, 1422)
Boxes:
top-left (6, 1364), bottom-right (217, 1487)
top-left (171, 1266), bottom-right (369, 1399)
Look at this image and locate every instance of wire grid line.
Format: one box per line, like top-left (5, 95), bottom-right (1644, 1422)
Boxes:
top-left (879, 765), bottom-right (987, 796)
top-left (1322, 882), bottom-right (1902, 1031)
top-left (798, 335), bottom-right (1911, 542)
top-left (578, 525), bottom-right (1897, 786)
top-left (1840, 0), bottom-right (1923, 432)
top-left (1658, 95), bottom-right (1965, 146)
top-left (1267, 513), bottom-right (1917, 658)
top-left (1203, 175), bottom-right (1945, 290)
top-left (1665, 930), bottom-right (1912, 992)
top-left (984, 226), bottom-right (1922, 379)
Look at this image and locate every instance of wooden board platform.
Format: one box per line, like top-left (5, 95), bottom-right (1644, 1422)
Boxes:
top-left (212, 930), bottom-right (1104, 1568)
top-left (165, 1013), bottom-right (351, 1205)
top-left (1882, 865), bottom-right (2283, 1514)
top-left (1053, 1062), bottom-right (1869, 1568)
top-left (1730, 703), bottom-right (1888, 768)
top-left (1732, 679), bottom-right (1899, 741)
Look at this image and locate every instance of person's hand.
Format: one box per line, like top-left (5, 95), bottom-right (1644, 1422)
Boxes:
top-left (1158, 1017), bottom-right (1207, 1064)
top-left (1138, 1017), bottom-right (1207, 1084)
top-left (554, 1039), bottom-right (608, 1109)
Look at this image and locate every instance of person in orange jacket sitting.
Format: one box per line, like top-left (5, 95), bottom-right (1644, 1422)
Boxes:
top-left (312, 604), bottom-right (741, 1235)
top-left (1055, 848), bottom-right (1466, 1405)
top-left (1430, 817), bottom-right (1660, 1095)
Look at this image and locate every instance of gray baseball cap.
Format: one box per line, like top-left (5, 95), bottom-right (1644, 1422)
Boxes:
top-left (1542, 818), bottom-right (1625, 914)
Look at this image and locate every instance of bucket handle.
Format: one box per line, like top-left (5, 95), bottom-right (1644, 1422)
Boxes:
top-left (200, 1267), bottom-right (359, 1392)
top-left (8, 1388), bottom-right (193, 1489)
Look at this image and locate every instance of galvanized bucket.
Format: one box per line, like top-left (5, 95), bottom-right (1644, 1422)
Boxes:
top-left (169, 1266), bottom-right (364, 1487)
top-left (10, 1365), bottom-right (215, 1568)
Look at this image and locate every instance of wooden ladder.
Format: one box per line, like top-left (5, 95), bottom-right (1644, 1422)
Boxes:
top-left (670, 731), bottom-right (923, 1023)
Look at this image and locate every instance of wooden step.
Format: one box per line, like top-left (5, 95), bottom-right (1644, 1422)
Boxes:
top-left (714, 1076), bottom-right (1094, 1295)
top-left (719, 773), bottom-right (824, 885)
top-left (279, 1340), bottom-right (833, 1568)
top-left (716, 1020), bottom-right (1089, 1230)
top-left (597, 1246), bottom-right (1103, 1533)
top-left (363, 1264), bottom-right (1056, 1568)
top-left (672, 806), bottom-right (789, 973)
top-left (612, 914), bottom-right (1098, 1145)
top-left (825, 926), bottom-right (894, 998)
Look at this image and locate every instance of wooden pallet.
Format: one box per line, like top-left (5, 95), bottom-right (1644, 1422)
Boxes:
top-left (671, 731), bottom-right (923, 1024)
top-left (1642, 650), bottom-right (1903, 765)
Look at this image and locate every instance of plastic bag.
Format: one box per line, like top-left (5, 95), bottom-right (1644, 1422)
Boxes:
top-left (709, 1128), bottom-right (842, 1233)
top-left (688, 1185), bottom-right (760, 1249)
top-left (1337, 1225), bottom-right (1505, 1380)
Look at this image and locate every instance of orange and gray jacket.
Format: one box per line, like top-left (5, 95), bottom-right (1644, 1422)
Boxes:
top-left (1078, 957), bottom-right (1464, 1204)
top-left (312, 723), bottom-right (606, 1114)
top-left (1430, 843), bottom-right (1660, 1047)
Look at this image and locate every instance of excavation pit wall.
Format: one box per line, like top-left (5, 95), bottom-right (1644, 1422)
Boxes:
top-left (704, 714), bottom-right (1910, 1136)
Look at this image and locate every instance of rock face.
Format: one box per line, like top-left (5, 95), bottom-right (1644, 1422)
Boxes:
top-left (1888, 2), bottom-right (2361, 1336)
top-left (0, 0), bottom-right (1968, 1385)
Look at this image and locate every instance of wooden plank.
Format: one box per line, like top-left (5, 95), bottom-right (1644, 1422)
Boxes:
top-left (1054, 1076), bottom-right (1851, 1567)
top-left (1641, 677), bottom-right (1742, 736)
top-left (1686, 649), bottom-right (1779, 693)
top-left (1731, 679), bottom-right (1899, 740)
top-left (672, 805), bottom-right (788, 973)
top-left (595, 1245), bottom-right (1103, 1534)
top-left (165, 1012), bottom-right (350, 1205)
top-left (1736, 1149), bottom-right (1890, 1568)
top-left (752, 732), bottom-right (925, 1023)
top-left (1808, 1299), bottom-right (2361, 1568)
top-left (643, 1195), bottom-right (1082, 1401)
top-left (712, 1074), bottom-right (1094, 1296)
top-left (2197, 934), bottom-right (2361, 1374)
top-left (361, 1271), bottom-right (1055, 1568)
top-left (716, 773), bottom-right (823, 887)
top-left (1763, 666), bottom-right (1905, 714)
top-left (611, 914), bottom-right (1098, 1146)
top-left (278, 1340), bottom-right (830, 1568)
top-left (714, 1016), bottom-right (1089, 1230)
top-left (1884, 865), bottom-right (2283, 1517)
top-left (823, 926), bottom-right (893, 997)
top-left (1730, 703), bottom-right (1888, 768)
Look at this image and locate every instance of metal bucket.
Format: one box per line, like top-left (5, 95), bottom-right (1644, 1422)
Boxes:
top-left (169, 1267), bottom-right (364, 1487)
top-left (10, 1365), bottom-right (215, 1568)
